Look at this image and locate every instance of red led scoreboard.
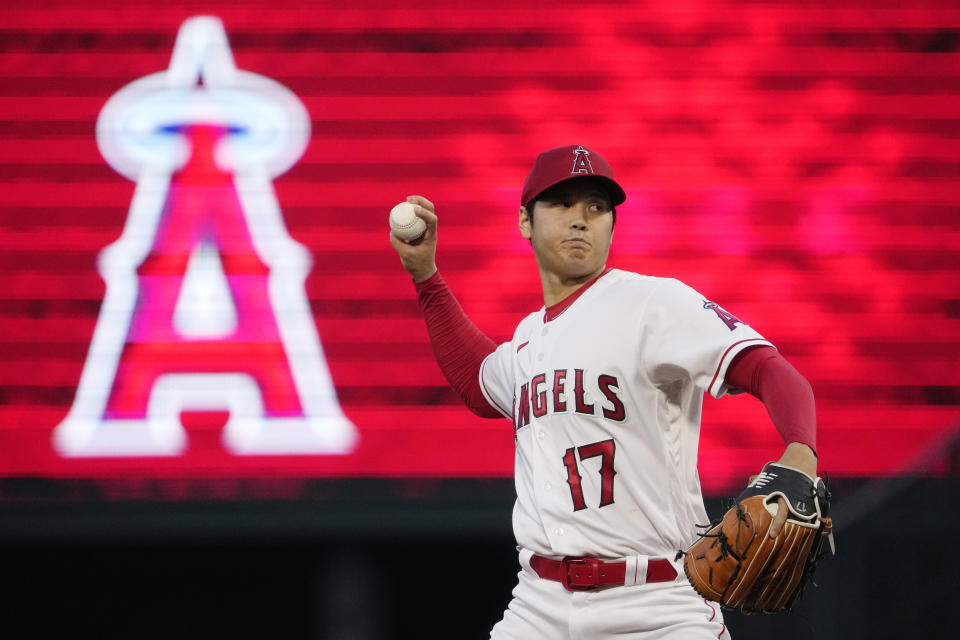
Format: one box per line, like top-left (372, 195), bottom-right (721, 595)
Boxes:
top-left (2, 0), bottom-right (959, 495)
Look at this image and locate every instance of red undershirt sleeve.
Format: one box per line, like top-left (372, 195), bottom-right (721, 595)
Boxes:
top-left (414, 271), bottom-right (502, 419)
top-left (724, 346), bottom-right (818, 454)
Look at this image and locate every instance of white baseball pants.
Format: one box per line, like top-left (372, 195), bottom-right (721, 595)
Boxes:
top-left (489, 553), bottom-right (731, 640)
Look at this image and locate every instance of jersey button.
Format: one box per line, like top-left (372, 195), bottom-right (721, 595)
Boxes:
top-left (541, 327), bottom-right (548, 336)
top-left (543, 482), bottom-right (552, 490)
top-left (554, 527), bottom-right (565, 536)
top-left (537, 353), bottom-right (544, 362)
top-left (538, 431), bottom-right (546, 440)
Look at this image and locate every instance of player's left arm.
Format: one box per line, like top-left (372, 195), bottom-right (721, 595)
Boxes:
top-left (725, 346), bottom-right (818, 537)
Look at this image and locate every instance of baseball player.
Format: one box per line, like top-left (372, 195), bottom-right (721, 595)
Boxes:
top-left (389, 145), bottom-right (819, 638)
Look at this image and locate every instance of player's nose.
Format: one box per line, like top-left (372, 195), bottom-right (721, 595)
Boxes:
top-left (569, 202), bottom-right (590, 228)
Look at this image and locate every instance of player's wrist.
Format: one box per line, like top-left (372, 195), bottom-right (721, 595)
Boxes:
top-left (410, 264), bottom-right (438, 283)
top-left (776, 442), bottom-right (818, 477)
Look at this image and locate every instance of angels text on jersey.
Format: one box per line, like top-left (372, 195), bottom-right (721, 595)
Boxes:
top-left (513, 368), bottom-right (626, 432)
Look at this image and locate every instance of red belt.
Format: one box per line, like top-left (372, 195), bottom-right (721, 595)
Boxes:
top-left (530, 554), bottom-right (678, 592)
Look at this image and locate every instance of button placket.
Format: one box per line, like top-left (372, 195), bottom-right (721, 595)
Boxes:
top-left (536, 322), bottom-right (548, 365)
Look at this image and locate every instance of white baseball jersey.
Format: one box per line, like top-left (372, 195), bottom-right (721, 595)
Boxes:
top-left (479, 268), bottom-right (772, 560)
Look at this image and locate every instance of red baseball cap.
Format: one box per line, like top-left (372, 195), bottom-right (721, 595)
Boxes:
top-left (521, 144), bottom-right (626, 208)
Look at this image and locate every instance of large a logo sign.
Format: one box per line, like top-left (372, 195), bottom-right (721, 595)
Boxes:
top-left (54, 16), bottom-right (357, 456)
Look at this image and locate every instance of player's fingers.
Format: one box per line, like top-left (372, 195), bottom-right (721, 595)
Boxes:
top-left (389, 228), bottom-right (423, 251)
top-left (388, 230), bottom-right (412, 255)
top-left (406, 195), bottom-right (435, 213)
top-left (413, 204), bottom-right (438, 231)
top-left (769, 497), bottom-right (789, 538)
top-left (388, 229), bottom-right (405, 249)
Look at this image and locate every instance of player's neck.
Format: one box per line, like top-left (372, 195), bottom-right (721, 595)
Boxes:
top-left (539, 264), bottom-right (608, 308)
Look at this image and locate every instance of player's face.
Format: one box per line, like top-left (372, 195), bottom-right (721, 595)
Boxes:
top-left (519, 181), bottom-right (614, 283)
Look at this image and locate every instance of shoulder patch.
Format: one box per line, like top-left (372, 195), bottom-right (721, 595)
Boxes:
top-left (702, 300), bottom-right (745, 331)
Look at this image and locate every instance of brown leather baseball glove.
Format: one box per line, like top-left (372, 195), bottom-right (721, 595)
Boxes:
top-left (683, 462), bottom-right (834, 614)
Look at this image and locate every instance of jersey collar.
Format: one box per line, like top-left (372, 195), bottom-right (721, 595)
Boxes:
top-left (543, 267), bottom-right (612, 322)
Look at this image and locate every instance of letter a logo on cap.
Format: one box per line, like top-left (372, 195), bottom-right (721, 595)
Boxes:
top-left (571, 145), bottom-right (594, 175)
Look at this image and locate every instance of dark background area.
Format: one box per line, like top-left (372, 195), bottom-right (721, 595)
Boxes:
top-left (3, 473), bottom-right (956, 639)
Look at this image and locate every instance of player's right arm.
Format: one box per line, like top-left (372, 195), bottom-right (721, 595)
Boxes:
top-left (389, 196), bottom-right (502, 419)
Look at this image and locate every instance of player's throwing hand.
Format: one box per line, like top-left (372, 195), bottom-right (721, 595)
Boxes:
top-left (389, 195), bottom-right (438, 283)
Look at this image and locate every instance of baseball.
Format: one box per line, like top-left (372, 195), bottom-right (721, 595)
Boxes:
top-left (389, 201), bottom-right (427, 244)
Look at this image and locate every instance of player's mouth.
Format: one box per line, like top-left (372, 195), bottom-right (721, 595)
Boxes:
top-left (564, 237), bottom-right (590, 247)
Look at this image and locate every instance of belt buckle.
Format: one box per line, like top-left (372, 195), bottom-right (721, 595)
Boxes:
top-left (561, 556), bottom-right (603, 591)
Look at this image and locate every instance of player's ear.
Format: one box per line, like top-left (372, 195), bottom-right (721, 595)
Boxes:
top-left (519, 206), bottom-right (532, 240)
